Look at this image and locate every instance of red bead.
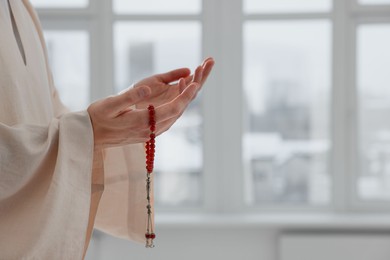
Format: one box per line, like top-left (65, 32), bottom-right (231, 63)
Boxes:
top-left (151, 126), bottom-right (156, 132)
top-left (145, 233), bottom-right (153, 239)
top-left (150, 133), bottom-right (156, 139)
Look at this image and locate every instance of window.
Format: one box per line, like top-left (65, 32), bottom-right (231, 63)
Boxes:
top-left (32, 0), bottom-right (390, 212)
top-left (31, 0), bottom-right (88, 8)
top-left (43, 30), bottom-right (90, 111)
top-left (357, 24), bottom-right (390, 201)
top-left (113, 0), bottom-right (201, 14)
top-left (243, 21), bottom-right (332, 205)
top-left (244, 0), bottom-right (331, 13)
top-left (359, 0), bottom-right (390, 4)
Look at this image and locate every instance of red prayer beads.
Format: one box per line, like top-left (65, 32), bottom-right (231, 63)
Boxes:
top-left (146, 107), bottom-right (156, 174)
top-left (145, 105), bottom-right (156, 248)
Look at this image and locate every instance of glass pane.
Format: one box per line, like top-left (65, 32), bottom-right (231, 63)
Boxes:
top-left (114, 0), bottom-right (201, 14)
top-left (359, 0), bottom-right (390, 4)
top-left (244, 0), bottom-right (331, 13)
top-left (115, 22), bottom-right (202, 206)
top-left (44, 31), bottom-right (90, 111)
top-left (30, 0), bottom-right (88, 8)
top-left (243, 21), bottom-right (332, 205)
top-left (357, 24), bottom-right (390, 201)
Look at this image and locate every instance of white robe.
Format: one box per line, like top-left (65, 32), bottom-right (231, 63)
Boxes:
top-left (0, 1), bottom-right (152, 259)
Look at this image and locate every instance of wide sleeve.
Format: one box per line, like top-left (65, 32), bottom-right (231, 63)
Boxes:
top-left (0, 111), bottom-right (95, 259)
top-left (94, 144), bottom-right (151, 244)
top-left (22, 0), bottom-right (153, 246)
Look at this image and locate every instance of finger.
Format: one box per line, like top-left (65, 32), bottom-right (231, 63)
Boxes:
top-left (155, 82), bottom-right (199, 122)
top-left (105, 85), bottom-right (151, 116)
top-left (185, 58), bottom-right (214, 86)
top-left (158, 68), bottom-right (191, 84)
top-left (201, 58), bottom-right (215, 86)
top-left (192, 66), bottom-right (203, 85)
top-left (201, 57), bottom-right (214, 67)
top-left (184, 74), bottom-right (193, 85)
top-left (183, 66), bottom-right (202, 95)
top-left (178, 78), bottom-right (187, 93)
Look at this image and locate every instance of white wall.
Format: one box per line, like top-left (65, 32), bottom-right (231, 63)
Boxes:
top-left (280, 233), bottom-right (390, 260)
top-left (86, 227), bottom-right (390, 260)
top-left (86, 228), bottom-right (278, 260)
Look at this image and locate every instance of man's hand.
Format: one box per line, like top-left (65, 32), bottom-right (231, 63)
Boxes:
top-left (133, 57), bottom-right (215, 109)
top-left (87, 57), bottom-right (214, 148)
top-left (88, 81), bottom-right (199, 148)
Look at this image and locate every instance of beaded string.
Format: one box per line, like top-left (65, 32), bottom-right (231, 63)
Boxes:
top-left (145, 105), bottom-right (156, 248)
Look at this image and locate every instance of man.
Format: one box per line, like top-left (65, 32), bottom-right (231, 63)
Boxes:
top-left (0, 0), bottom-right (214, 258)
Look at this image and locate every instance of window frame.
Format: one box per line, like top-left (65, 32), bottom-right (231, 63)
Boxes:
top-left (34, 0), bottom-right (390, 214)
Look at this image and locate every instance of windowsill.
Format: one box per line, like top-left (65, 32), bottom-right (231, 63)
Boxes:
top-left (155, 213), bottom-right (390, 229)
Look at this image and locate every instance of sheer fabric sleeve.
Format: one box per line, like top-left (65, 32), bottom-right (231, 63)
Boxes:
top-left (0, 112), bottom-right (95, 259)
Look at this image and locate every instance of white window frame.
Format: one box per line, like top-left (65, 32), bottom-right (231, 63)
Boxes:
top-left (34, 0), bottom-right (390, 215)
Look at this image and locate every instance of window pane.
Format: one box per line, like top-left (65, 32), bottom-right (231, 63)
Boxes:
top-left (114, 22), bottom-right (202, 206)
top-left (30, 0), bottom-right (88, 8)
top-left (243, 21), bottom-right (332, 205)
top-left (113, 0), bottom-right (201, 14)
top-left (359, 0), bottom-right (390, 4)
top-left (44, 31), bottom-right (90, 111)
top-left (244, 0), bottom-right (331, 13)
top-left (357, 25), bottom-right (390, 201)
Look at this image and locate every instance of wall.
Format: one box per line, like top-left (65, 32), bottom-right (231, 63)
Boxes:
top-left (86, 227), bottom-right (278, 260)
top-left (86, 222), bottom-right (390, 260)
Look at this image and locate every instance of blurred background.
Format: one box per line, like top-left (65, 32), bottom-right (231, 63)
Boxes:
top-left (32, 0), bottom-right (390, 259)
